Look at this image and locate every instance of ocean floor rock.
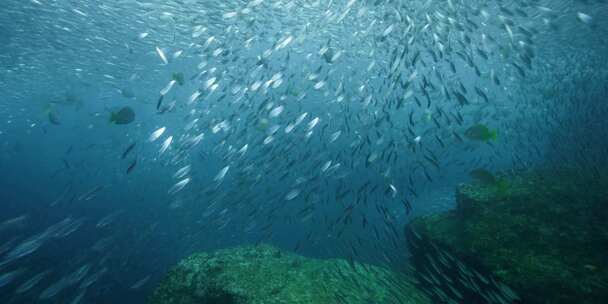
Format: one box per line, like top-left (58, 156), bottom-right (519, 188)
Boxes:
top-left (149, 244), bottom-right (430, 304)
top-left (408, 168), bottom-right (608, 304)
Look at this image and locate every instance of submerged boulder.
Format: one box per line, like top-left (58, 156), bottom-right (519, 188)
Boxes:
top-left (149, 244), bottom-right (430, 304)
top-left (408, 168), bottom-right (608, 304)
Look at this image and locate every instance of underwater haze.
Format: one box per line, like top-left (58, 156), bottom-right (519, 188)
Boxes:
top-left (1, 0), bottom-right (607, 303)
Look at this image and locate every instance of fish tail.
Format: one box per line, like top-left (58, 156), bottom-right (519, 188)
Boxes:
top-left (489, 129), bottom-right (498, 140)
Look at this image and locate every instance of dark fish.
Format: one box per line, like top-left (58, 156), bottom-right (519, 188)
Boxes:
top-left (409, 111), bottom-right (415, 126)
top-left (453, 131), bottom-right (464, 143)
top-left (62, 158), bottom-right (70, 169)
top-left (156, 95), bottom-right (164, 110)
top-left (127, 159), bottom-right (137, 174)
top-left (475, 87), bottom-right (489, 103)
top-left (453, 91), bottom-right (469, 106)
top-left (323, 47), bottom-right (335, 63)
top-left (109, 107), bottom-right (135, 125)
top-left (157, 99), bottom-right (177, 114)
top-left (435, 135), bottom-right (445, 148)
top-left (403, 199), bottom-right (412, 215)
top-left (476, 48), bottom-right (488, 60)
top-left (121, 142), bottom-right (136, 159)
top-left (511, 62), bottom-right (526, 78)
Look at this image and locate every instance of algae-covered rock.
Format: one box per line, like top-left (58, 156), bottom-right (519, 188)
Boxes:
top-left (149, 244), bottom-right (430, 304)
top-left (409, 168), bottom-right (608, 304)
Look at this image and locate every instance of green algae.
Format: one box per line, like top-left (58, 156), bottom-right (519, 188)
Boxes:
top-left (410, 168), bottom-right (608, 304)
top-left (149, 244), bottom-right (431, 304)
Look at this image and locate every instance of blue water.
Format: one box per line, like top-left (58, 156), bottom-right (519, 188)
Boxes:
top-left (1, 0), bottom-right (607, 303)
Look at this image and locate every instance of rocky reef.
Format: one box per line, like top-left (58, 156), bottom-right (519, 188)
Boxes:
top-left (149, 244), bottom-right (430, 304)
top-left (407, 168), bottom-right (608, 304)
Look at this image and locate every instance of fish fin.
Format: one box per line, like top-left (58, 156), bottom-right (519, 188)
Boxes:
top-left (489, 129), bottom-right (498, 141)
